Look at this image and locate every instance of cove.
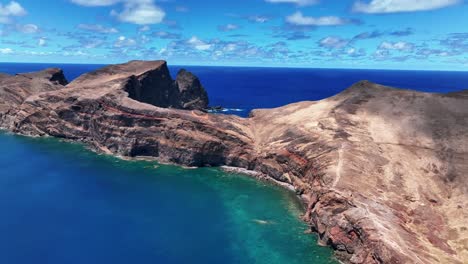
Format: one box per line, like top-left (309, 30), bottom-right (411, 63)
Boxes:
top-left (0, 132), bottom-right (337, 264)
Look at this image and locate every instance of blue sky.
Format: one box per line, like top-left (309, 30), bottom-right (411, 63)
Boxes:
top-left (0, 0), bottom-right (467, 70)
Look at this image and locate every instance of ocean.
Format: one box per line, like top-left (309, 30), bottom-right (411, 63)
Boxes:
top-left (0, 132), bottom-right (336, 264)
top-left (0, 62), bottom-right (466, 264)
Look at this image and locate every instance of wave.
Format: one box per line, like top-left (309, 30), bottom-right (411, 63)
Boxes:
top-left (207, 108), bottom-right (246, 113)
top-left (223, 108), bottom-right (245, 112)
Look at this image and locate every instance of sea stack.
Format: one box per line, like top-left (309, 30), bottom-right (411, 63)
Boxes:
top-left (0, 60), bottom-right (466, 264)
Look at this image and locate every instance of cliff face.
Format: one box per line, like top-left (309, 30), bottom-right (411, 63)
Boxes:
top-left (249, 82), bottom-right (468, 263)
top-left (0, 68), bottom-right (68, 126)
top-left (67, 60), bottom-right (208, 111)
top-left (0, 61), bottom-right (467, 264)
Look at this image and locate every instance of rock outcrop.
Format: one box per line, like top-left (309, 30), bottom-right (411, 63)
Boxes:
top-left (0, 68), bottom-right (68, 126)
top-left (67, 60), bottom-right (208, 110)
top-left (0, 60), bottom-right (466, 264)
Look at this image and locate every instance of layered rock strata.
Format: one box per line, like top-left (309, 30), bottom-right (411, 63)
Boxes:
top-left (0, 60), bottom-right (466, 264)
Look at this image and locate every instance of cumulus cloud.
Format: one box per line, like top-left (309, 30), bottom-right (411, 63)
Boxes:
top-left (0, 47), bottom-right (13, 54)
top-left (0, 1), bottom-right (26, 23)
top-left (246, 15), bottom-right (270, 23)
top-left (81, 39), bottom-right (105, 49)
top-left (353, 0), bottom-right (460, 13)
top-left (352, 31), bottom-right (384, 40)
top-left (16, 23), bottom-right (39, 33)
top-left (416, 48), bottom-right (450, 57)
top-left (351, 28), bottom-right (413, 42)
top-left (187, 36), bottom-right (212, 51)
top-left (138, 25), bottom-right (150, 32)
top-left (61, 32), bottom-right (109, 51)
top-left (218, 24), bottom-right (239, 32)
top-left (265, 0), bottom-right (318, 6)
top-left (153, 31), bottom-right (181, 39)
top-left (78, 24), bottom-right (119, 33)
top-left (346, 47), bottom-right (366, 57)
top-left (222, 43), bottom-right (237, 52)
top-left (71, 0), bottom-right (165, 24)
top-left (438, 33), bottom-right (468, 55)
top-left (373, 41), bottom-right (415, 60)
top-left (274, 31), bottom-right (311, 40)
top-left (156, 36), bottom-right (298, 64)
top-left (111, 0), bottom-right (165, 25)
top-left (70, 0), bottom-right (119, 6)
top-left (378, 41), bottom-right (414, 51)
top-left (318, 36), bottom-right (349, 49)
top-left (38, 37), bottom-right (46, 46)
top-left (286, 12), bottom-right (351, 26)
top-left (114, 35), bottom-right (137, 47)
top-left (390, 28), bottom-right (414, 36)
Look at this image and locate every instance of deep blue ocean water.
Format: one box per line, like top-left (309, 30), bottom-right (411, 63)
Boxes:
top-left (0, 62), bottom-right (466, 264)
top-left (0, 133), bottom-right (337, 264)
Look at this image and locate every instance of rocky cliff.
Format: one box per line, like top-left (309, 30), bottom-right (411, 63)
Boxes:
top-left (0, 60), bottom-right (466, 264)
top-left (0, 68), bottom-right (68, 127)
top-left (67, 60), bottom-right (208, 110)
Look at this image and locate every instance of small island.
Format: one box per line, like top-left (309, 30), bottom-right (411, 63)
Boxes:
top-left (0, 60), bottom-right (467, 264)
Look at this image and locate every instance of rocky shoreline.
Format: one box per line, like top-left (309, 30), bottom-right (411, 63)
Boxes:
top-left (0, 60), bottom-right (467, 264)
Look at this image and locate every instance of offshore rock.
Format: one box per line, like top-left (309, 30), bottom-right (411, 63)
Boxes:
top-left (0, 61), bottom-right (467, 264)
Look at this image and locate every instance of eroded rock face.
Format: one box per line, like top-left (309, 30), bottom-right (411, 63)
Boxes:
top-left (175, 69), bottom-right (209, 110)
top-left (67, 60), bottom-right (208, 110)
top-left (0, 68), bottom-right (68, 126)
top-left (0, 61), bottom-right (467, 264)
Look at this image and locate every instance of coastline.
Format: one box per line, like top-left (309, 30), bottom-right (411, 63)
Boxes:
top-left (0, 130), bottom-right (341, 264)
top-left (1, 61), bottom-right (466, 264)
top-left (0, 128), bottom-right (343, 262)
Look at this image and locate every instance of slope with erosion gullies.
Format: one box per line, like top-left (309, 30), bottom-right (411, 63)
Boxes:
top-left (0, 61), bottom-right (466, 264)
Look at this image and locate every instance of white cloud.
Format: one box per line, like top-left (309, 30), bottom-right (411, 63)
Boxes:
top-left (138, 25), bottom-right (150, 32)
top-left (223, 43), bottom-right (237, 52)
top-left (247, 15), bottom-right (270, 23)
top-left (218, 23), bottom-right (239, 31)
top-left (78, 23), bottom-right (118, 33)
top-left (82, 39), bottom-right (105, 49)
top-left (70, 0), bottom-right (119, 6)
top-left (319, 36), bottom-right (349, 49)
top-left (353, 0), bottom-right (460, 13)
top-left (347, 48), bottom-right (357, 55)
top-left (346, 47), bottom-right (366, 57)
top-left (374, 49), bottom-right (389, 58)
top-left (265, 0), bottom-right (318, 6)
top-left (0, 1), bottom-right (26, 23)
top-left (0, 48), bottom-right (13, 54)
top-left (378, 41), bottom-right (414, 51)
top-left (38, 38), bottom-right (46, 46)
top-left (16, 23), bottom-right (39, 33)
top-left (286, 12), bottom-right (348, 26)
top-left (114, 35), bottom-right (137, 47)
top-left (111, 0), bottom-right (165, 25)
top-left (188, 36), bottom-right (212, 51)
top-left (71, 0), bottom-right (165, 24)
top-left (153, 31), bottom-right (180, 39)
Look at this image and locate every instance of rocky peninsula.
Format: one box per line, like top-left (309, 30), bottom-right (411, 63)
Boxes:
top-left (0, 60), bottom-right (466, 264)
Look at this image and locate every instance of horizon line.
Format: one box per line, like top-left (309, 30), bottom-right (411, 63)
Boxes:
top-left (1, 60), bottom-right (467, 73)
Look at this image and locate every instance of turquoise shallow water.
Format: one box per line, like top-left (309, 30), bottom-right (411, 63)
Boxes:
top-left (0, 132), bottom-right (337, 264)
